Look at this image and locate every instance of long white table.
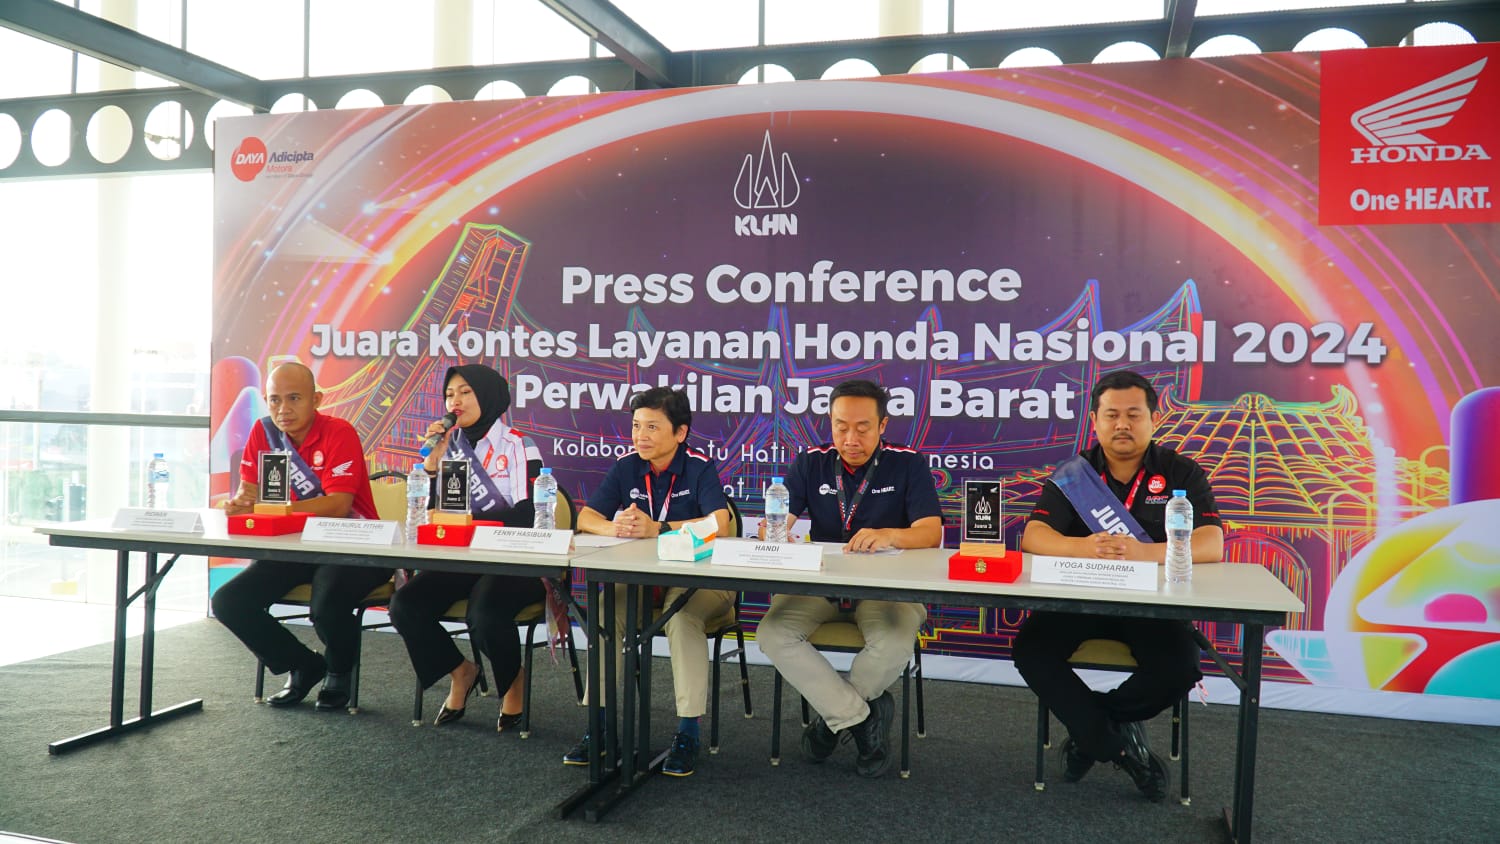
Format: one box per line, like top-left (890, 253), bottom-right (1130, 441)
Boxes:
top-left (34, 510), bottom-right (581, 755)
top-left (565, 541), bottom-right (1302, 843)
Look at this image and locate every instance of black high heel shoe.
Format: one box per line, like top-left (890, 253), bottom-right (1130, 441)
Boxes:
top-left (496, 711), bottom-right (523, 732)
top-left (433, 668), bottom-right (481, 726)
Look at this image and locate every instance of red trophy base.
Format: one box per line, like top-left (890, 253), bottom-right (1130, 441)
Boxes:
top-left (947, 543), bottom-right (1023, 583)
top-left (228, 512), bottom-right (310, 536)
top-left (418, 520), bottom-right (504, 546)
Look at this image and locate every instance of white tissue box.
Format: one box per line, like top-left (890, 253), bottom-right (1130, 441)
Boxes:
top-left (656, 515), bottom-right (718, 562)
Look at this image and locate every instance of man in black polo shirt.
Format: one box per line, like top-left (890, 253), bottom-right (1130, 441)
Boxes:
top-left (1013, 369), bottom-right (1224, 802)
top-left (756, 379), bottom-right (942, 779)
top-left (565, 387), bottom-right (731, 778)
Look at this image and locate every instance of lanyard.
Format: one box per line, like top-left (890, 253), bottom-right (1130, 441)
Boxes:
top-left (1101, 467), bottom-right (1147, 511)
top-left (835, 447), bottom-right (883, 539)
top-left (644, 471), bottom-right (676, 523)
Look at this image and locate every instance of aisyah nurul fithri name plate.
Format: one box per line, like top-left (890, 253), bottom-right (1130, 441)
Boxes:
top-left (259, 452), bottom-right (291, 505)
top-left (438, 458), bottom-right (471, 513)
top-left (963, 480), bottom-right (1002, 544)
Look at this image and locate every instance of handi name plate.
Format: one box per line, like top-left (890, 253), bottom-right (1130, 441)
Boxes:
top-left (302, 518), bottom-right (399, 546)
top-left (711, 537), bottom-right (823, 571)
top-left (112, 508), bottom-right (205, 534)
top-left (471, 527), bottom-right (572, 555)
top-left (1030, 555), bottom-right (1158, 592)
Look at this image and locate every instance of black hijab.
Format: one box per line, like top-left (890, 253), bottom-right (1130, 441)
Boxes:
top-left (444, 364), bottom-right (509, 446)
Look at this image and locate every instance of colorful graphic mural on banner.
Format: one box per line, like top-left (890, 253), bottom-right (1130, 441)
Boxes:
top-left (212, 44), bottom-right (1500, 708)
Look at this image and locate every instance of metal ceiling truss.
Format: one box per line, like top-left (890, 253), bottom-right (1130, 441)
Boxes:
top-left (0, 0), bottom-right (270, 109)
top-left (0, 0), bottom-right (1494, 180)
top-left (538, 0), bottom-right (678, 87)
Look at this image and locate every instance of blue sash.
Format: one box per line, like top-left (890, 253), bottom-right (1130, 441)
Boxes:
top-left (1048, 454), bottom-right (1150, 542)
top-left (447, 432), bottom-right (510, 518)
top-left (259, 417), bottom-right (326, 500)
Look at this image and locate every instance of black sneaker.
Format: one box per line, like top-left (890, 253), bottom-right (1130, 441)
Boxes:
top-left (1060, 736), bottom-right (1095, 783)
top-left (1114, 720), bottom-right (1170, 802)
top-left (562, 734), bottom-right (593, 766)
top-left (849, 691), bottom-right (895, 779)
top-left (801, 715), bottom-right (839, 762)
top-left (662, 731), bottom-right (700, 777)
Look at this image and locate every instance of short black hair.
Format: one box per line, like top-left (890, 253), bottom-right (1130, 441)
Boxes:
top-left (829, 379), bottom-right (890, 420)
top-left (631, 386), bottom-right (692, 434)
top-left (1090, 370), bottom-right (1159, 414)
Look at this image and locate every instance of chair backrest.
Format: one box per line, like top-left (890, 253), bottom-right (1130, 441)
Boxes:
top-left (369, 470), bottom-right (408, 522)
top-left (554, 484), bottom-right (575, 531)
top-left (723, 496), bottom-right (743, 538)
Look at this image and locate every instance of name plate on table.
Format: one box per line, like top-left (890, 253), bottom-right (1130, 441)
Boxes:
top-left (303, 518), bottom-right (399, 546)
top-left (112, 508), bottom-right (204, 533)
top-left (471, 527), bottom-right (572, 555)
top-left (711, 538), bottom-right (823, 571)
top-left (1030, 555), bottom-right (1158, 592)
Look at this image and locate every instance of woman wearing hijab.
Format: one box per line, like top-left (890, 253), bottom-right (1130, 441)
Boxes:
top-left (388, 364), bottom-right (545, 729)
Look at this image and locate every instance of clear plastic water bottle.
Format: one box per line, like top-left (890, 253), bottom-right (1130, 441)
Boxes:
top-left (533, 467), bottom-right (557, 530)
top-left (146, 453), bottom-right (170, 509)
top-left (405, 463), bottom-right (430, 543)
top-left (764, 476), bottom-right (790, 543)
top-left (1164, 489), bottom-right (1193, 585)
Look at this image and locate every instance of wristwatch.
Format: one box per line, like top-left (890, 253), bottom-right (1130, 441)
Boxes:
top-left (659, 520), bottom-right (672, 535)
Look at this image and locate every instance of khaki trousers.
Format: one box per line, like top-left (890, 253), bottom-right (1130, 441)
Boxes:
top-left (755, 594), bottom-right (925, 732)
top-left (590, 584), bottom-right (737, 718)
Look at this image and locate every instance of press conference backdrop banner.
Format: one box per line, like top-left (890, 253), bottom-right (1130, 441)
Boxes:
top-left (211, 44), bottom-right (1500, 715)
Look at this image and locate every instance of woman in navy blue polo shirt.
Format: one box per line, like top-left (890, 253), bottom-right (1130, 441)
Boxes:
top-left (564, 387), bottom-right (731, 778)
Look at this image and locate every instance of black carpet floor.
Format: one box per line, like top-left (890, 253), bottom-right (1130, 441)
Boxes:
top-left (1, 620), bottom-right (1496, 844)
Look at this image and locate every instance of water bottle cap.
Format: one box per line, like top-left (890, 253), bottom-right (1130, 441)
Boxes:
top-left (413, 462), bottom-right (425, 472)
top-left (153, 452), bottom-right (164, 458)
top-left (771, 476), bottom-right (783, 484)
top-left (418, 444), bottom-right (433, 458)
top-left (540, 467), bottom-right (553, 475)
top-left (1172, 489), bottom-right (1186, 497)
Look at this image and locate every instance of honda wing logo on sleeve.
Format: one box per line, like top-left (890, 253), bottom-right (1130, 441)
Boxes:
top-left (1350, 58), bottom-right (1491, 164)
top-left (733, 131), bottom-right (800, 236)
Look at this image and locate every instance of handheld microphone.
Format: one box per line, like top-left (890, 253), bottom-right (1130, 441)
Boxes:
top-left (418, 412), bottom-right (459, 457)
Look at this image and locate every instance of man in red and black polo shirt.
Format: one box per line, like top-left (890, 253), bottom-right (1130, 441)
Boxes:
top-left (211, 361), bottom-right (387, 712)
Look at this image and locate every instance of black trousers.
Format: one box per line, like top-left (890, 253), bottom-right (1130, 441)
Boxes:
top-left (210, 560), bottom-right (394, 675)
top-left (1012, 611), bottom-right (1202, 762)
top-left (388, 570), bottom-right (547, 692)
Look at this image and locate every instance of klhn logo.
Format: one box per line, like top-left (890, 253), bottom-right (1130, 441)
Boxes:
top-left (973, 496), bottom-right (993, 523)
top-left (732, 131), bottom-right (800, 237)
top-left (1350, 58), bottom-right (1492, 164)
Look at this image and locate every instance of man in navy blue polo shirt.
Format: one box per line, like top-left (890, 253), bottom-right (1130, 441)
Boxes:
top-left (1014, 369), bottom-right (1224, 802)
top-left (756, 379), bottom-right (942, 778)
top-left (565, 387), bottom-right (731, 778)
